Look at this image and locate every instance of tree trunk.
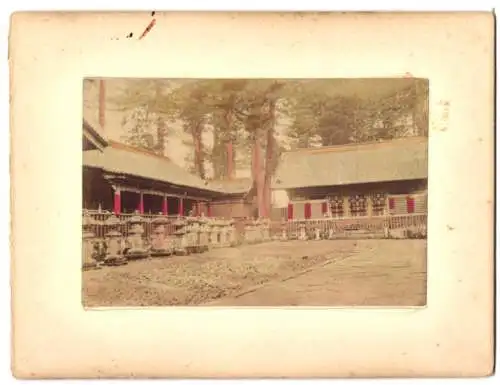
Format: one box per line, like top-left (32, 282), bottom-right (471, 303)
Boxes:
top-left (153, 83), bottom-right (166, 155)
top-left (224, 103), bottom-right (235, 179)
top-left (252, 131), bottom-right (265, 218)
top-left (192, 122), bottom-right (205, 179)
top-left (226, 140), bottom-right (234, 179)
top-left (262, 100), bottom-right (277, 218)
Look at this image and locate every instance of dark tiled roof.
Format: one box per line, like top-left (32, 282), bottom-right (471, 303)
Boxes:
top-left (82, 117), bottom-right (108, 149)
top-left (272, 137), bottom-right (428, 190)
top-left (83, 142), bottom-right (253, 195)
top-left (206, 178), bottom-right (253, 195)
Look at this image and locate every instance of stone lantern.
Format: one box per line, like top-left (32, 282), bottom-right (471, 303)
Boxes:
top-left (262, 218), bottom-right (271, 242)
top-left (314, 226), bottom-right (321, 241)
top-left (210, 219), bottom-right (220, 248)
top-left (298, 221), bottom-right (308, 241)
top-left (194, 217), bottom-right (206, 253)
top-left (223, 220), bottom-right (232, 247)
top-left (82, 211), bottom-right (100, 270)
top-left (254, 219), bottom-right (260, 243)
top-left (172, 218), bottom-right (188, 255)
top-left (255, 219), bottom-right (261, 243)
top-left (220, 219), bottom-right (227, 247)
top-left (198, 216), bottom-right (210, 252)
top-left (244, 219), bottom-right (254, 244)
top-left (280, 220), bottom-right (288, 241)
top-left (253, 219), bottom-right (260, 243)
top-left (243, 220), bottom-right (251, 244)
top-left (103, 215), bottom-right (128, 266)
top-left (218, 220), bottom-right (226, 247)
top-left (186, 216), bottom-right (200, 254)
top-left (228, 219), bottom-right (237, 247)
top-left (124, 214), bottom-right (150, 259)
top-left (150, 216), bottom-right (173, 257)
top-left (260, 219), bottom-right (268, 243)
top-left (224, 219), bottom-right (234, 247)
top-left (328, 225), bottom-right (335, 240)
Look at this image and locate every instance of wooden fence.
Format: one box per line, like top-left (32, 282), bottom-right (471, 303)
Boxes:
top-left (82, 210), bottom-right (427, 269)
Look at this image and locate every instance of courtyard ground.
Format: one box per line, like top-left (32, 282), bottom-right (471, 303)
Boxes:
top-left (82, 239), bottom-right (427, 307)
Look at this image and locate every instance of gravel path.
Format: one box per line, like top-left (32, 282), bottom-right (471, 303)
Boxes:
top-left (82, 239), bottom-right (426, 307)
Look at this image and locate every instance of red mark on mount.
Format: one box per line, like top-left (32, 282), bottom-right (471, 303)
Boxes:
top-left (139, 18), bottom-right (156, 40)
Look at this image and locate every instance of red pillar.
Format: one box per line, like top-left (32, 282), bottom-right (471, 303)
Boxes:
top-left (138, 192), bottom-right (144, 214)
top-left (321, 201), bottom-right (328, 215)
top-left (179, 197), bottom-right (184, 217)
top-left (304, 202), bottom-right (312, 219)
top-left (389, 197), bottom-right (395, 210)
top-left (406, 196), bottom-right (415, 214)
top-left (113, 189), bottom-right (121, 215)
top-left (162, 196), bottom-right (168, 215)
top-left (287, 203), bottom-right (294, 220)
top-left (207, 202), bottom-right (211, 217)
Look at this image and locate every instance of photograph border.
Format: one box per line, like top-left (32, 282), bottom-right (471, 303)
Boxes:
top-left (10, 11), bottom-right (494, 378)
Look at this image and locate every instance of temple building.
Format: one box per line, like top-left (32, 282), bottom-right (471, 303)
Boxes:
top-left (271, 137), bottom-right (428, 220)
top-left (82, 119), bottom-right (255, 218)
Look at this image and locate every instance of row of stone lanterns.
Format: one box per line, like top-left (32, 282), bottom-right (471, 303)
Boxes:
top-left (82, 211), bottom-right (245, 269)
top-left (82, 212), bottom-right (128, 269)
top-left (242, 218), bottom-right (271, 244)
top-left (82, 210), bottom-right (281, 270)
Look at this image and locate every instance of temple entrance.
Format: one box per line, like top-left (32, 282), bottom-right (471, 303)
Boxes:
top-left (167, 197), bottom-right (180, 216)
top-left (144, 194), bottom-right (162, 214)
top-left (121, 191), bottom-right (139, 214)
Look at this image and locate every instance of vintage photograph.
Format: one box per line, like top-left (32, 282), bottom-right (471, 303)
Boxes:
top-left (82, 78), bottom-right (429, 307)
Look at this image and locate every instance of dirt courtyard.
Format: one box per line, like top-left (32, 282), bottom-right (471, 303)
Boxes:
top-left (82, 239), bottom-right (427, 307)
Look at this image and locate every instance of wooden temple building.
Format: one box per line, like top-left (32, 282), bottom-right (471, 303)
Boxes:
top-left (82, 119), bottom-right (255, 218)
top-left (272, 137), bottom-right (428, 220)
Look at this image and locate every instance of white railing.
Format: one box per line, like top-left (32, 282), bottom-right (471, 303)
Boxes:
top-left (269, 214), bottom-right (427, 240)
top-left (82, 210), bottom-right (427, 269)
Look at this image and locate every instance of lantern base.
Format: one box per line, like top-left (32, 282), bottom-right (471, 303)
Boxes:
top-left (150, 248), bottom-right (173, 257)
top-left (124, 248), bottom-right (150, 260)
top-left (104, 255), bottom-right (128, 266)
top-left (82, 261), bottom-right (101, 271)
top-left (174, 248), bottom-right (188, 256)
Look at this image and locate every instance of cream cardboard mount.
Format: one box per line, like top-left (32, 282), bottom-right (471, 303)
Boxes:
top-left (9, 11), bottom-right (494, 378)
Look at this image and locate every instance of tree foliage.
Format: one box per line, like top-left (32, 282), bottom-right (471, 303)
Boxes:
top-left (109, 78), bottom-right (429, 217)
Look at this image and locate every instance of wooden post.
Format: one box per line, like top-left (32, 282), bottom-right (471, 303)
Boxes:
top-left (113, 188), bottom-right (121, 215)
top-left (162, 196), bottom-right (168, 215)
top-left (304, 202), bottom-right (312, 220)
top-left (287, 203), bottom-right (294, 220)
top-left (406, 195), bottom-right (415, 214)
top-left (138, 192), bottom-right (144, 214)
top-left (179, 197), bottom-right (184, 217)
top-left (321, 201), bottom-right (328, 216)
top-left (388, 196), bottom-right (395, 213)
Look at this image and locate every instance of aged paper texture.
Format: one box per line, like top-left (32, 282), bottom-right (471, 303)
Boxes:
top-left (10, 11), bottom-right (494, 378)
